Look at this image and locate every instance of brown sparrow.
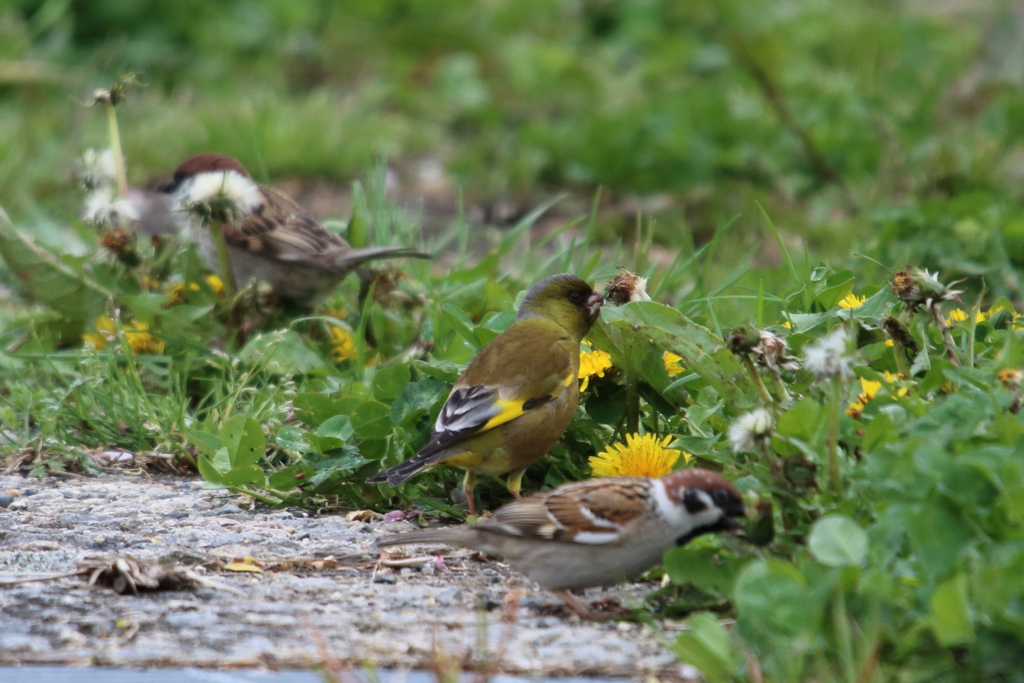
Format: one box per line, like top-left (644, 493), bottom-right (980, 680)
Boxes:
top-left (377, 468), bottom-right (744, 616)
top-left (161, 153), bottom-right (430, 306)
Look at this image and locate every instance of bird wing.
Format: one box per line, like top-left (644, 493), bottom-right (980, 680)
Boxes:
top-left (479, 477), bottom-right (653, 545)
top-left (222, 186), bottom-right (348, 271)
top-left (418, 319), bottom-right (578, 457)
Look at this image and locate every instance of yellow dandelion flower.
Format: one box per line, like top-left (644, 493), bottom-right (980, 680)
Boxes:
top-left (330, 326), bottom-right (357, 362)
top-left (663, 351), bottom-right (684, 376)
top-left (124, 321), bottom-right (165, 355)
top-left (847, 377), bottom-right (882, 419)
top-left (946, 309), bottom-right (968, 325)
top-left (998, 368), bottom-right (1022, 390)
top-left (579, 342), bottom-right (613, 392)
top-left (781, 320), bottom-right (793, 329)
top-left (838, 294), bottom-right (866, 310)
top-left (859, 378), bottom-right (882, 401)
top-left (885, 339), bottom-right (894, 347)
top-left (589, 433), bottom-right (689, 478)
top-left (164, 282), bottom-right (187, 307)
top-left (204, 274), bottom-right (225, 297)
top-left (882, 371), bottom-right (910, 397)
top-left (83, 316), bottom-right (117, 351)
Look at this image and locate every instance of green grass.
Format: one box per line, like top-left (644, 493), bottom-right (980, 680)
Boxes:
top-left (4, 1), bottom-right (1024, 680)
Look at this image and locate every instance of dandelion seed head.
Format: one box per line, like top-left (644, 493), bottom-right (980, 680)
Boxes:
top-left (78, 148), bottom-right (117, 190)
top-left (82, 187), bottom-right (140, 226)
top-left (728, 407), bottom-right (774, 453)
top-left (803, 327), bottom-right (853, 380)
top-left (179, 170), bottom-right (260, 221)
top-left (604, 270), bottom-right (651, 305)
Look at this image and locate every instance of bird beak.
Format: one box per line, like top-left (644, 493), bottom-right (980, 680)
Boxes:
top-left (157, 179), bottom-right (180, 194)
top-left (586, 290), bottom-right (603, 321)
top-left (722, 515), bottom-right (745, 532)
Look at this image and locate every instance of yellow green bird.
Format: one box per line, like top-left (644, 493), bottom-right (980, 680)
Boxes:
top-left (367, 273), bottom-right (603, 515)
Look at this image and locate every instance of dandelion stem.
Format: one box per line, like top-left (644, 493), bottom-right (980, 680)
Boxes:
top-left (742, 355), bottom-right (774, 404)
top-left (208, 220), bottom-right (238, 298)
top-left (760, 439), bottom-right (784, 486)
top-left (890, 335), bottom-right (912, 377)
top-left (104, 102), bottom-right (129, 200)
top-left (833, 587), bottom-right (856, 683)
top-left (930, 303), bottom-right (960, 367)
top-left (770, 371), bottom-right (792, 402)
top-left (828, 376), bottom-right (843, 496)
top-left (966, 284), bottom-right (986, 368)
top-left (625, 373), bottom-right (640, 435)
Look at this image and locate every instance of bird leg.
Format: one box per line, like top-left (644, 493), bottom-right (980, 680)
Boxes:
top-left (462, 470), bottom-right (477, 517)
top-left (505, 467), bottom-right (527, 499)
top-left (559, 589), bottom-right (598, 620)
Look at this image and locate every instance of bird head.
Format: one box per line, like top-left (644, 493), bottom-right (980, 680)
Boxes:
top-left (516, 273), bottom-right (603, 342)
top-left (660, 468), bottom-right (746, 546)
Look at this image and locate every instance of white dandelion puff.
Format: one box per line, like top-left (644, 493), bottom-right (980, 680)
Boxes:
top-left (604, 269), bottom-right (651, 305)
top-left (82, 186), bottom-right (140, 226)
top-left (77, 148), bottom-right (118, 190)
top-left (803, 327), bottom-right (853, 380)
top-left (728, 407), bottom-right (774, 453)
top-left (179, 170), bottom-right (260, 221)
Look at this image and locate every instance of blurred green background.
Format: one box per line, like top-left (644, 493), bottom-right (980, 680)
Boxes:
top-left (4, 0), bottom-right (1024, 300)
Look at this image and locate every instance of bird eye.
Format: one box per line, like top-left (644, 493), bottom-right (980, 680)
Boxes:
top-left (712, 488), bottom-right (732, 506)
top-left (568, 290), bottom-right (583, 303)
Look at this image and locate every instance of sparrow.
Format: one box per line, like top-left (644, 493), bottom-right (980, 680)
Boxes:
top-left (377, 468), bottom-right (745, 616)
top-left (367, 273), bottom-right (603, 515)
top-left (161, 153), bottom-right (430, 307)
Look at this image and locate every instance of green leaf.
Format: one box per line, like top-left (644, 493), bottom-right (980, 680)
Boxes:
top-left (808, 516), bottom-right (868, 567)
top-left (196, 454), bottom-right (224, 484)
top-left (275, 426), bottom-right (307, 453)
top-left (413, 359), bottom-right (463, 382)
top-left (221, 464), bottom-right (266, 487)
top-left (776, 398), bottom-right (821, 442)
top-left (599, 303), bottom-right (752, 408)
top-left (931, 574), bottom-right (974, 645)
top-left (269, 465), bottom-right (316, 491)
top-left (817, 276), bottom-right (854, 310)
top-left (664, 547), bottom-right (743, 595)
top-left (0, 212), bottom-right (110, 320)
top-left (440, 303), bottom-right (482, 348)
top-left (674, 613), bottom-right (739, 683)
top-left (585, 383), bottom-right (626, 424)
top-left (372, 364), bottom-right (411, 402)
top-left (316, 415), bottom-right (354, 442)
top-left (220, 415), bottom-right (265, 468)
top-left (187, 431), bottom-right (221, 459)
top-left (239, 329), bottom-right (330, 374)
top-left (293, 392), bottom-right (335, 428)
top-left (391, 378), bottom-right (450, 426)
top-left (734, 559), bottom-right (826, 639)
top-left (212, 446), bottom-right (232, 474)
top-left (351, 400), bottom-right (392, 439)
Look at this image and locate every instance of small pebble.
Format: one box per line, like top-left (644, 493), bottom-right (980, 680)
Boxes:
top-left (0, 493), bottom-right (15, 508)
top-left (373, 570), bottom-right (397, 584)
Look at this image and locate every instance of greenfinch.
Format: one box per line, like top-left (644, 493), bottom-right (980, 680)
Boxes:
top-left (367, 273), bottom-right (602, 514)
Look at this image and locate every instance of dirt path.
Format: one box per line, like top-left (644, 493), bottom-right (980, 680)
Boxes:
top-left (0, 473), bottom-right (697, 679)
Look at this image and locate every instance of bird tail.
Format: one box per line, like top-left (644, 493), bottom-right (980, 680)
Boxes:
top-left (376, 527), bottom-right (472, 549)
top-left (365, 454), bottom-right (434, 487)
top-left (336, 246), bottom-right (431, 270)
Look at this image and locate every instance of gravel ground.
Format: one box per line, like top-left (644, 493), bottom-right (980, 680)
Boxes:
top-left (0, 473), bottom-right (698, 679)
